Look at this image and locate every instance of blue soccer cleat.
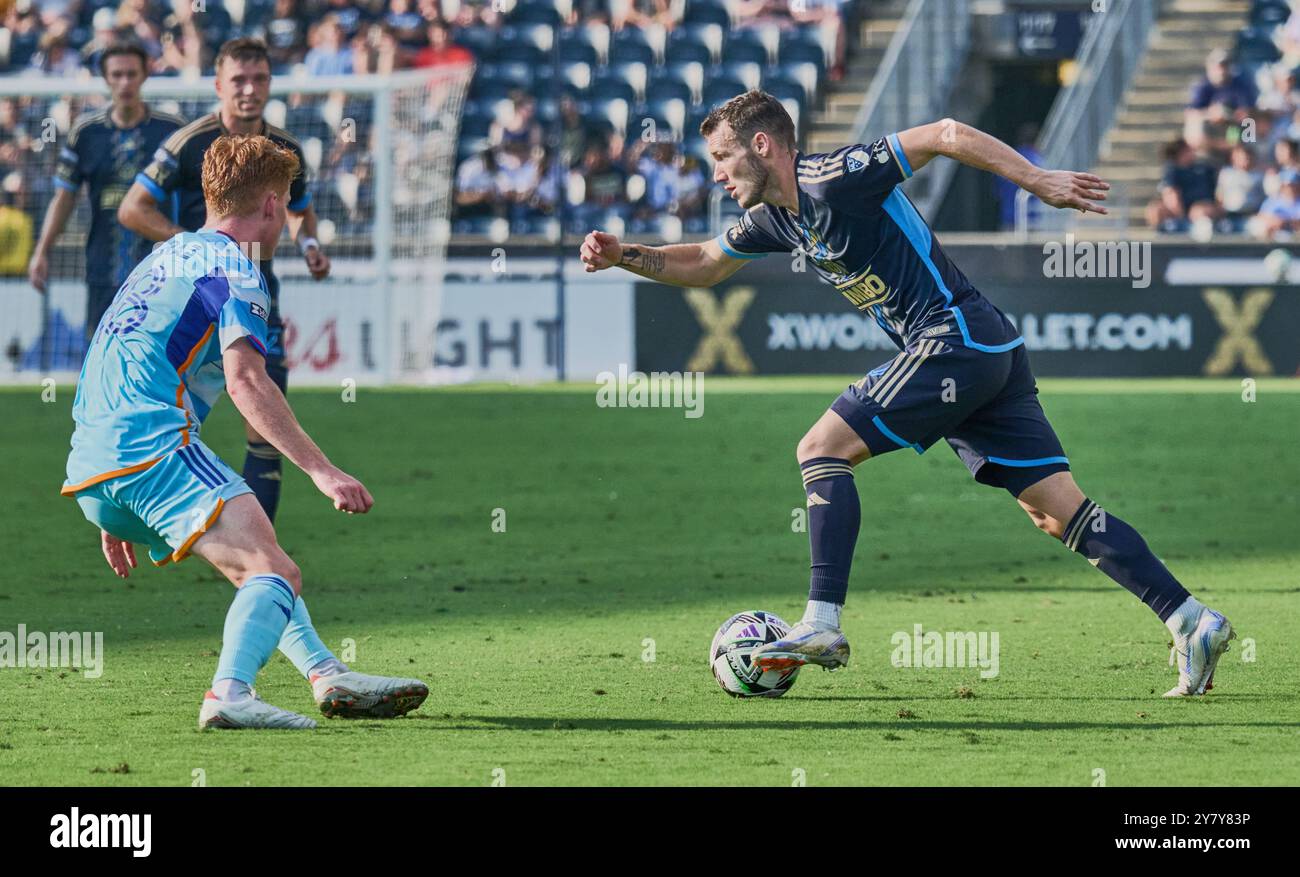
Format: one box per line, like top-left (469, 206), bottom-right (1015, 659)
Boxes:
top-left (751, 621), bottom-right (851, 672)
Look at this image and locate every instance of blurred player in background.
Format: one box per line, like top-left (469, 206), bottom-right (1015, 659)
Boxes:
top-left (27, 42), bottom-right (184, 339)
top-left (119, 37), bottom-right (330, 524)
top-left (580, 90), bottom-right (1235, 699)
top-left (63, 134), bottom-right (426, 729)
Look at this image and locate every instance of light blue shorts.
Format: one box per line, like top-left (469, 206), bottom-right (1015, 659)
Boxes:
top-left (72, 441), bottom-right (253, 566)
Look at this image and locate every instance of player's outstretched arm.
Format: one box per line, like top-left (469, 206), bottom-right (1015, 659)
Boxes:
top-left (118, 181), bottom-right (185, 242)
top-left (580, 231), bottom-right (745, 287)
top-left (28, 186), bottom-right (77, 293)
top-left (223, 338), bottom-right (374, 514)
top-left (895, 119), bottom-right (1110, 215)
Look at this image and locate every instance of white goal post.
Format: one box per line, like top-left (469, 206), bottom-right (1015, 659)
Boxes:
top-left (0, 65), bottom-right (471, 385)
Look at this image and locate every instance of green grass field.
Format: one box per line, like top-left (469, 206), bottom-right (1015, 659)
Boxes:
top-left (1, 378), bottom-right (1297, 786)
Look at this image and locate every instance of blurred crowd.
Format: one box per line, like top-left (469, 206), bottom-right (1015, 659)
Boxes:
top-left (1148, 0), bottom-right (1300, 240)
top-left (0, 0), bottom-right (858, 247)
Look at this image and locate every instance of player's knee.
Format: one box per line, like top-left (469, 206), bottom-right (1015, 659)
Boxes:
top-left (796, 429), bottom-right (841, 464)
top-left (1025, 507), bottom-right (1065, 539)
top-left (276, 557), bottom-right (303, 596)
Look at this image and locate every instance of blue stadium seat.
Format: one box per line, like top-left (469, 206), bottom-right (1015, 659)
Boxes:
top-left (716, 60), bottom-right (763, 93)
top-left (1250, 0), bottom-right (1290, 28)
top-left (702, 74), bottom-right (749, 108)
top-left (558, 27), bottom-right (599, 65)
top-left (761, 71), bottom-right (807, 108)
top-left (665, 29), bottom-right (714, 66)
top-left (591, 68), bottom-right (639, 105)
top-left (1235, 26), bottom-right (1282, 65)
top-left (779, 36), bottom-right (826, 72)
top-left (642, 96), bottom-right (688, 138)
top-left (508, 1), bottom-right (562, 27)
top-left (497, 32), bottom-right (548, 67)
top-left (484, 60), bottom-right (536, 91)
top-left (459, 109), bottom-right (494, 141)
top-left (557, 61), bottom-right (593, 97)
top-left (610, 28), bottom-right (657, 66)
top-left (646, 68), bottom-right (695, 105)
top-left (721, 36), bottom-right (768, 67)
top-left (683, 0), bottom-right (730, 27)
top-left (776, 60), bottom-right (822, 103)
top-left (456, 25), bottom-right (498, 62)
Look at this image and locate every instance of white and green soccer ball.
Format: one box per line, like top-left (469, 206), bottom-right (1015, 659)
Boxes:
top-left (709, 610), bottom-right (801, 698)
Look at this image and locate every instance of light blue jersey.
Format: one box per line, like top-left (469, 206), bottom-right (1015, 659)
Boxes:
top-left (63, 230), bottom-right (270, 496)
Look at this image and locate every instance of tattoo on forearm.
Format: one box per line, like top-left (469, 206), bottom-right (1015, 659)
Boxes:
top-left (621, 247), bottom-right (666, 276)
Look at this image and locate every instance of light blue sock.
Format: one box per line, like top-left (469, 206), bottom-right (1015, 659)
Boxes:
top-left (277, 597), bottom-right (340, 679)
top-left (213, 574), bottom-right (297, 687)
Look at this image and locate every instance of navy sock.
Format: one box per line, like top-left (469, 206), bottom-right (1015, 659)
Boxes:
top-left (1062, 498), bottom-right (1191, 621)
top-left (801, 457), bottom-right (860, 605)
top-left (243, 442), bottom-right (282, 523)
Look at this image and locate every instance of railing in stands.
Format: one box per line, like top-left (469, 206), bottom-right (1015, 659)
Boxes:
top-left (1018, 0), bottom-right (1157, 236)
top-left (851, 0), bottom-right (972, 217)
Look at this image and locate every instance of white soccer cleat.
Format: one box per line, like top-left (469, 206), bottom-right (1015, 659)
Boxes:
top-left (198, 690), bottom-right (317, 730)
top-left (312, 671), bottom-right (429, 719)
top-left (1164, 608), bottom-right (1235, 697)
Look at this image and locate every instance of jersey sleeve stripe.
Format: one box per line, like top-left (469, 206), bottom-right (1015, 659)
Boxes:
top-left (287, 192), bottom-right (312, 212)
top-left (134, 172), bottom-right (167, 203)
top-left (887, 133), bottom-right (913, 179)
top-left (715, 233), bottom-right (768, 260)
top-left (52, 176), bottom-right (79, 192)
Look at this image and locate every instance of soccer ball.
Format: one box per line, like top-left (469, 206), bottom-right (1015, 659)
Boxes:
top-left (709, 610), bottom-right (800, 698)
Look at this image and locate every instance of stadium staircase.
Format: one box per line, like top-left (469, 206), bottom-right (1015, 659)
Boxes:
top-left (1091, 0), bottom-right (1254, 228)
top-left (805, 0), bottom-right (911, 154)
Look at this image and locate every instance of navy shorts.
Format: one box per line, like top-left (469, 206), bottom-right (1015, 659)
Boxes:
top-left (831, 336), bottom-right (1069, 498)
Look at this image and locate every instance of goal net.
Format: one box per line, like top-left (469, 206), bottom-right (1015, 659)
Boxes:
top-left (0, 65), bottom-right (471, 386)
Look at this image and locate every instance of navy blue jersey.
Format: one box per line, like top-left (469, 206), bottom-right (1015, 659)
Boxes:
top-left (135, 111), bottom-right (312, 235)
top-left (55, 107), bottom-right (185, 290)
top-left (716, 133), bottom-right (1023, 353)
top-left (135, 111), bottom-right (311, 334)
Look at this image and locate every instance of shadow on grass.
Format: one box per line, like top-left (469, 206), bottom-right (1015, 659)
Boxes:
top-left (419, 714), bottom-right (1289, 733)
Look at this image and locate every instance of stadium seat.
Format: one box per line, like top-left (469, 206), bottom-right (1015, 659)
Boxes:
top-left (613, 26), bottom-right (662, 65)
top-left (606, 61), bottom-right (650, 101)
top-left (761, 72), bottom-right (808, 110)
top-left (716, 60), bottom-right (763, 93)
top-left (557, 27), bottom-right (600, 66)
top-left (1250, 0), bottom-right (1291, 28)
top-left (1235, 27), bottom-right (1282, 65)
top-left (665, 29), bottom-right (715, 66)
top-left (778, 33), bottom-right (827, 72)
top-left (507, 0), bottom-right (562, 27)
top-left (646, 69), bottom-right (695, 106)
top-left (642, 97), bottom-right (688, 139)
top-left (588, 97), bottom-right (631, 137)
top-left (497, 32), bottom-right (548, 68)
top-left (459, 109), bottom-right (495, 141)
top-left (669, 23), bottom-right (724, 65)
top-left (590, 68), bottom-right (640, 105)
top-left (702, 74), bottom-right (749, 108)
top-left (721, 35), bottom-right (769, 68)
top-left (557, 61), bottom-right (593, 97)
top-left (683, 0), bottom-right (730, 27)
top-left (456, 25), bottom-right (498, 62)
top-left (776, 60), bottom-right (822, 104)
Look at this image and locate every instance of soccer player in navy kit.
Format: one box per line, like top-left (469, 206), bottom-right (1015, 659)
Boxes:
top-left (28, 42), bottom-right (184, 339)
top-left (579, 91), bottom-right (1234, 698)
top-left (118, 37), bottom-right (330, 525)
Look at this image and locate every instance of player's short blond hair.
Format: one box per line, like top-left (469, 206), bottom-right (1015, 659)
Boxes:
top-left (201, 134), bottom-right (300, 218)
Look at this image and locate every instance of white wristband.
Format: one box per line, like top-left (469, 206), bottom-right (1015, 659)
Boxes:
top-left (299, 236), bottom-right (320, 254)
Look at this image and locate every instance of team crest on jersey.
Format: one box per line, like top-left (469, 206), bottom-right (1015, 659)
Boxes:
top-left (845, 149), bottom-right (869, 173)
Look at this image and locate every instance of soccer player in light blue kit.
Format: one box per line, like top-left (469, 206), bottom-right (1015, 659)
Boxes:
top-left (61, 134), bottom-right (427, 729)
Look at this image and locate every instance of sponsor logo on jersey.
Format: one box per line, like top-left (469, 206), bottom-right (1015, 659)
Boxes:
top-left (250, 301), bottom-right (268, 321)
top-left (922, 323), bottom-right (950, 338)
top-left (872, 139), bottom-right (890, 164)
